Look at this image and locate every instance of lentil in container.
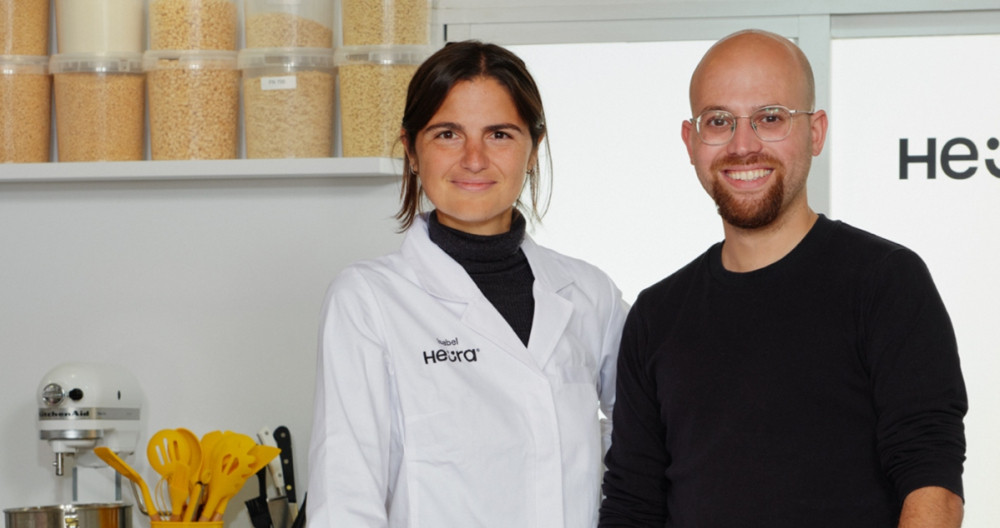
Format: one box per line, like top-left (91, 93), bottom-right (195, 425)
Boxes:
top-left (0, 58), bottom-right (51, 163)
top-left (53, 72), bottom-right (145, 161)
top-left (1, 0), bottom-right (49, 55)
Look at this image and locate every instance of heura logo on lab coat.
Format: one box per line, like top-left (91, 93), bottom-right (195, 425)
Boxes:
top-left (899, 137), bottom-right (1000, 179)
top-left (423, 338), bottom-right (479, 364)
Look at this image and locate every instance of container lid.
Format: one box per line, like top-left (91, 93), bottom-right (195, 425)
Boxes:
top-left (143, 50), bottom-right (239, 71)
top-left (333, 45), bottom-right (434, 66)
top-left (49, 53), bottom-right (144, 74)
top-left (238, 47), bottom-right (336, 71)
top-left (0, 55), bottom-right (49, 75)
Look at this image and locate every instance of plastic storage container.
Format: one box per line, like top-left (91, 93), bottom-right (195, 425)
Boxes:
top-left (239, 48), bottom-right (335, 158)
top-left (1, 55), bottom-right (51, 163)
top-left (149, 0), bottom-right (238, 50)
top-left (245, 0), bottom-right (333, 48)
top-left (341, 0), bottom-right (430, 46)
top-left (1, 0), bottom-right (50, 55)
top-left (145, 50), bottom-right (240, 160)
top-left (335, 46), bottom-right (429, 157)
top-left (50, 53), bottom-right (145, 161)
top-left (55, 0), bottom-right (144, 53)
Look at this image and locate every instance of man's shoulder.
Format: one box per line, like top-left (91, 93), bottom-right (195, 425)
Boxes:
top-left (813, 216), bottom-right (916, 263)
top-left (633, 244), bottom-right (717, 308)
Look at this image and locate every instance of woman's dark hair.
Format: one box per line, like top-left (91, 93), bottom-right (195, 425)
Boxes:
top-left (396, 40), bottom-right (551, 231)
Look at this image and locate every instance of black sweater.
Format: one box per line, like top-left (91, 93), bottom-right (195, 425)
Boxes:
top-left (600, 215), bottom-right (967, 527)
top-left (428, 210), bottom-right (535, 346)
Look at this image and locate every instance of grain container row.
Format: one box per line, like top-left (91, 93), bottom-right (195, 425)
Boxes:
top-left (1, 47), bottom-right (430, 162)
top-left (2, 0), bottom-right (431, 54)
top-left (2, 0), bottom-right (434, 163)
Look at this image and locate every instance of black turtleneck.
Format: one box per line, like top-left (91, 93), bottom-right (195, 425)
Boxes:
top-left (427, 211), bottom-right (535, 346)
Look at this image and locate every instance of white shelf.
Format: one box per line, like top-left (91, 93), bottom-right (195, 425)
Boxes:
top-left (0, 157), bottom-right (404, 183)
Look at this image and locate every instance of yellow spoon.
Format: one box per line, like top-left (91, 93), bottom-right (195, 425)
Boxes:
top-left (148, 429), bottom-right (194, 520)
top-left (182, 430), bottom-right (224, 523)
top-left (199, 433), bottom-right (258, 521)
top-left (94, 446), bottom-right (160, 521)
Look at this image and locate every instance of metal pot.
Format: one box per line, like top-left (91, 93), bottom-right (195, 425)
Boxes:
top-left (4, 504), bottom-right (131, 528)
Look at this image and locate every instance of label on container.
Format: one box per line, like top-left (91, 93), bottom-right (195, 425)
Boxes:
top-left (261, 76), bottom-right (297, 91)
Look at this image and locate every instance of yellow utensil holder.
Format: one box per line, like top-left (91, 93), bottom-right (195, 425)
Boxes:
top-left (152, 522), bottom-right (223, 528)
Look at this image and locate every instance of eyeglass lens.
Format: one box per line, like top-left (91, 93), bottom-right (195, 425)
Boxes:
top-left (696, 107), bottom-right (793, 145)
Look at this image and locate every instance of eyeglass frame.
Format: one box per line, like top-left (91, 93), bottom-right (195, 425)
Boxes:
top-left (689, 105), bottom-right (815, 145)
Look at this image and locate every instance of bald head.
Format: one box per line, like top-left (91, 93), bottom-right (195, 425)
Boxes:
top-left (689, 29), bottom-right (816, 115)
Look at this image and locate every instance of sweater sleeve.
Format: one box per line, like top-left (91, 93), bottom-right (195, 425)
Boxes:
top-left (863, 248), bottom-right (968, 502)
top-left (599, 300), bottom-right (670, 526)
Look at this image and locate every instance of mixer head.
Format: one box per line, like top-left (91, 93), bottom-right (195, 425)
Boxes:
top-left (37, 363), bottom-right (143, 476)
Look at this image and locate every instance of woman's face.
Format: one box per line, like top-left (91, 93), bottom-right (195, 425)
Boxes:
top-left (406, 76), bottom-right (537, 236)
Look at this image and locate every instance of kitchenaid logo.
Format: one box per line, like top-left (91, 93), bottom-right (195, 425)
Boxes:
top-left (899, 137), bottom-right (1000, 179)
top-left (38, 407), bottom-right (140, 421)
top-left (39, 408), bottom-right (92, 420)
top-left (423, 337), bottom-right (479, 365)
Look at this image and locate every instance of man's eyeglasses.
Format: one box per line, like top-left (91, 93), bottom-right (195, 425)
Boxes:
top-left (690, 105), bottom-right (814, 145)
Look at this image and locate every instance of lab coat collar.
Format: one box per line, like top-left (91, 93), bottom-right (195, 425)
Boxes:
top-left (401, 214), bottom-right (576, 371)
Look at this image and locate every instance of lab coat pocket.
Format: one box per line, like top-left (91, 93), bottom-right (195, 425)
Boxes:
top-left (405, 407), bottom-right (532, 526)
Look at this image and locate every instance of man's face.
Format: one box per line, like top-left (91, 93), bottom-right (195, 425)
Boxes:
top-left (681, 35), bottom-right (827, 230)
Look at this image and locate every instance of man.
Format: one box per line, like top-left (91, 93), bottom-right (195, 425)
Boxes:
top-left (599, 29), bottom-right (967, 527)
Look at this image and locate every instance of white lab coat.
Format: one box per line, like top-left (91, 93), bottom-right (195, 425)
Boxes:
top-left (307, 214), bottom-right (628, 528)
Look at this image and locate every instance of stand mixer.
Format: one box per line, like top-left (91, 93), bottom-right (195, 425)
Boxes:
top-left (37, 362), bottom-right (143, 477)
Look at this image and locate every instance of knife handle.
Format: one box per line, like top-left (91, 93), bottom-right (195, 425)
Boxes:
top-left (274, 426), bottom-right (297, 505)
top-left (257, 427), bottom-right (285, 498)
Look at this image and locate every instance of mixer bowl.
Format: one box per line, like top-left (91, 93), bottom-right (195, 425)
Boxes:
top-left (4, 503), bottom-right (131, 528)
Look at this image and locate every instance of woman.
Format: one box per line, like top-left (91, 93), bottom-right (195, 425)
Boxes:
top-left (307, 41), bottom-right (628, 527)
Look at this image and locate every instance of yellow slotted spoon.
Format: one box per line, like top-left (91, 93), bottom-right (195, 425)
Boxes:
top-left (94, 446), bottom-right (160, 521)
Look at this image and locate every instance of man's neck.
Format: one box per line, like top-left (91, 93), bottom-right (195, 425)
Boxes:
top-left (719, 206), bottom-right (819, 273)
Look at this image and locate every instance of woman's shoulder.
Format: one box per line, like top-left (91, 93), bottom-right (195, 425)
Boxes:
top-left (328, 250), bottom-right (415, 295)
top-left (525, 239), bottom-right (621, 292)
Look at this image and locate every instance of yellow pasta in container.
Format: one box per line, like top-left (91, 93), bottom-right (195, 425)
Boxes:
top-left (335, 46), bottom-right (430, 158)
top-left (145, 50), bottom-right (240, 160)
top-left (341, 0), bottom-right (430, 46)
top-left (244, 0), bottom-right (333, 48)
top-left (240, 48), bottom-right (336, 159)
top-left (149, 0), bottom-right (238, 50)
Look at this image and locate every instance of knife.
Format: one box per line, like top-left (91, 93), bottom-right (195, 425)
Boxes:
top-left (274, 426), bottom-right (298, 519)
top-left (257, 428), bottom-right (286, 499)
top-left (257, 427), bottom-right (292, 528)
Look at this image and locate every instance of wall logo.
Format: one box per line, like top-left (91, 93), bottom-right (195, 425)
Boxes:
top-left (899, 137), bottom-right (1000, 179)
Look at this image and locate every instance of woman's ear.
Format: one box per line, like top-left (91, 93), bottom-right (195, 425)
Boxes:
top-left (400, 129), bottom-right (418, 172)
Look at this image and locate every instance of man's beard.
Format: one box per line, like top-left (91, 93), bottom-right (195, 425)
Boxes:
top-left (709, 153), bottom-right (784, 229)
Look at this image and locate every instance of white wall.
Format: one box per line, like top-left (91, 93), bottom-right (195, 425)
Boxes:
top-left (0, 173), bottom-right (403, 525)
